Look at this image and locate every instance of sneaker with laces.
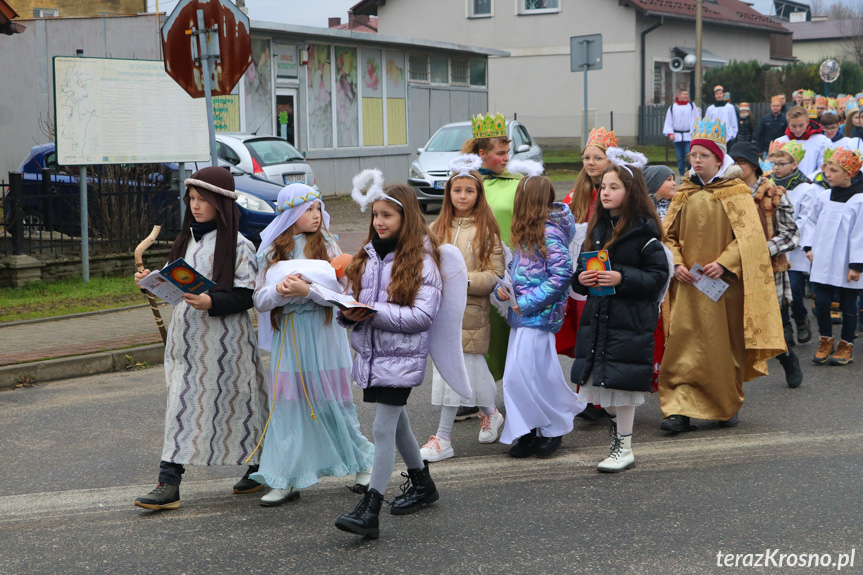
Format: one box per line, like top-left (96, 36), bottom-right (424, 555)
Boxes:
top-left (828, 340), bottom-right (853, 365)
top-left (419, 435), bottom-right (454, 462)
top-left (813, 336), bottom-right (835, 365)
top-left (134, 483), bottom-right (181, 511)
top-left (477, 409), bottom-right (504, 444)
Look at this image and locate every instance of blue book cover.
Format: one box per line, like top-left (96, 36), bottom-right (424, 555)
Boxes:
top-left (159, 258), bottom-right (216, 295)
top-left (579, 250), bottom-right (616, 296)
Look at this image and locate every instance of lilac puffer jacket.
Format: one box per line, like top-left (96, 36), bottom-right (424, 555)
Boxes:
top-left (505, 203), bottom-right (575, 332)
top-left (341, 241), bottom-right (442, 389)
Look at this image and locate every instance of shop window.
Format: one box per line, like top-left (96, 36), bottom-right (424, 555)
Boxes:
top-left (335, 46), bottom-right (359, 147)
top-left (361, 48), bottom-right (384, 146)
top-left (386, 51), bottom-right (408, 145)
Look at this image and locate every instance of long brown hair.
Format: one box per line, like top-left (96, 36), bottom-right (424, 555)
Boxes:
top-left (583, 165), bottom-right (664, 252)
top-left (346, 184), bottom-right (441, 306)
top-left (430, 173), bottom-right (501, 266)
top-left (845, 110), bottom-right (859, 138)
top-left (510, 176), bottom-right (556, 257)
top-left (570, 145), bottom-right (608, 223)
top-left (265, 205), bottom-right (336, 329)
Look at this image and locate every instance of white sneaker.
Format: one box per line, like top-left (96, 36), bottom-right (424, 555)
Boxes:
top-left (260, 487), bottom-right (300, 507)
top-left (478, 409), bottom-right (504, 444)
top-left (419, 435), bottom-right (454, 462)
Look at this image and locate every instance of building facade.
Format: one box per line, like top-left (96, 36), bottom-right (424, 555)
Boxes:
top-left (6, 0), bottom-right (144, 18)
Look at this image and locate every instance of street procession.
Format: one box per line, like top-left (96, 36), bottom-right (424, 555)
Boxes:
top-left (1, 0), bottom-right (862, 572)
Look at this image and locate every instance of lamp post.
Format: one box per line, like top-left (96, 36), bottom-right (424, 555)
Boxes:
top-left (695, 0), bottom-right (703, 108)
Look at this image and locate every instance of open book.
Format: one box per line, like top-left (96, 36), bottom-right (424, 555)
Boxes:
top-left (306, 281), bottom-right (377, 314)
top-left (138, 258), bottom-right (216, 306)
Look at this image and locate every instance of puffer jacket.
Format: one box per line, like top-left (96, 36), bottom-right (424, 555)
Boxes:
top-left (434, 216), bottom-right (505, 354)
top-left (504, 203), bottom-right (576, 332)
top-left (570, 215), bottom-right (670, 392)
top-left (341, 240), bottom-right (442, 389)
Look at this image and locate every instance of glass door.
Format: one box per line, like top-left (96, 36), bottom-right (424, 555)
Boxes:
top-left (276, 89), bottom-right (298, 147)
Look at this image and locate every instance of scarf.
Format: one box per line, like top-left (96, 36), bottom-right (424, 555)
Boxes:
top-left (772, 169), bottom-right (809, 190)
top-left (190, 220), bottom-right (217, 241)
top-left (784, 121), bottom-right (823, 141)
top-left (675, 100), bottom-right (690, 107)
top-left (372, 235), bottom-right (399, 259)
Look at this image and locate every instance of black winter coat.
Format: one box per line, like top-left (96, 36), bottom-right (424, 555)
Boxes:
top-left (756, 112), bottom-right (788, 154)
top-left (570, 215), bottom-right (670, 392)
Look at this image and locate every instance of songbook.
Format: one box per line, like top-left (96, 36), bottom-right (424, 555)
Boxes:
top-left (580, 250), bottom-right (616, 296)
top-left (138, 258), bottom-right (216, 306)
top-left (690, 263), bottom-right (729, 302)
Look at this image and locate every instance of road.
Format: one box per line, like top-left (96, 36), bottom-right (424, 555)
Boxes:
top-left (1, 339), bottom-right (861, 575)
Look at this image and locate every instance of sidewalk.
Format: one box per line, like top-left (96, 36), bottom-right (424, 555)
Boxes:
top-left (0, 230), bottom-right (369, 388)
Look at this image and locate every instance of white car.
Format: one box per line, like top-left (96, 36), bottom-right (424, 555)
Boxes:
top-left (216, 133), bottom-right (317, 189)
top-left (408, 120), bottom-right (543, 212)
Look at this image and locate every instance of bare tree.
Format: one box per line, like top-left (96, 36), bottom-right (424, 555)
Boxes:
top-left (837, 0), bottom-right (863, 68)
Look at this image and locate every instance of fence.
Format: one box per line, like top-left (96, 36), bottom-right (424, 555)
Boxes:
top-left (639, 101), bottom-right (776, 145)
top-left (1, 168), bottom-right (182, 259)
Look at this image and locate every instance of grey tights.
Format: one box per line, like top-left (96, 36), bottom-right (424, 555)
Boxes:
top-left (369, 403), bottom-right (425, 494)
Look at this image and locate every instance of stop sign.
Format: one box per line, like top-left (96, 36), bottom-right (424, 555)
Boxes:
top-left (161, 0), bottom-right (251, 98)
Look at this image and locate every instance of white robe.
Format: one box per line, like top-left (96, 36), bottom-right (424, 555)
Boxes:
top-left (773, 134), bottom-right (832, 178)
top-left (785, 181), bottom-right (821, 274)
top-left (663, 102), bottom-right (701, 142)
top-left (801, 189), bottom-right (863, 288)
top-left (705, 103), bottom-right (739, 141)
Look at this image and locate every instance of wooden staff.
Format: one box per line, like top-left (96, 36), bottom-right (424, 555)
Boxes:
top-left (134, 225), bottom-right (168, 344)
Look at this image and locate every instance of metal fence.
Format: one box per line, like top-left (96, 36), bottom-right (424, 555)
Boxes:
top-left (2, 169), bottom-right (182, 258)
top-left (639, 101), bottom-right (775, 145)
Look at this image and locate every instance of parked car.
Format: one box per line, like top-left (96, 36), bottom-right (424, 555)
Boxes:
top-left (408, 121), bottom-right (543, 212)
top-left (215, 133), bottom-right (317, 189)
top-left (11, 143), bottom-right (284, 246)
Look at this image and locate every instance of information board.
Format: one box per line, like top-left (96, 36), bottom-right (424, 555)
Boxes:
top-left (54, 56), bottom-right (210, 165)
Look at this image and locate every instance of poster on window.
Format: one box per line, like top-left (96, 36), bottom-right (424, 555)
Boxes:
top-left (307, 43), bottom-right (333, 148)
top-left (361, 48), bottom-right (383, 146)
top-left (386, 51), bottom-right (407, 146)
top-left (335, 47), bottom-right (359, 147)
top-left (275, 43), bottom-right (298, 79)
top-left (244, 38), bottom-right (274, 135)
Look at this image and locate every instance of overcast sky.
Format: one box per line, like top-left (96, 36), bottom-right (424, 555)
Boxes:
top-left (246, 0), bottom-right (358, 27)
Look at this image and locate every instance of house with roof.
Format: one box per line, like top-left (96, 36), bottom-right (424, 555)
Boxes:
top-left (351, 0), bottom-right (793, 145)
top-left (784, 18), bottom-right (863, 64)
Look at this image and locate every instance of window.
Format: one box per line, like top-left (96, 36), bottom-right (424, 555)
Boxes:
top-left (32, 8), bottom-right (59, 17)
top-left (430, 56), bottom-right (449, 84)
top-left (518, 0), bottom-right (559, 14)
top-left (469, 0), bottom-right (492, 17)
top-left (518, 125), bottom-right (533, 147)
top-left (469, 60), bottom-right (486, 87)
top-left (217, 142), bottom-right (242, 166)
top-left (409, 53), bottom-right (429, 83)
top-left (451, 59), bottom-right (469, 86)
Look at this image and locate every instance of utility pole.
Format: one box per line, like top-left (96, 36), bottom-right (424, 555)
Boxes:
top-left (235, 0), bottom-right (248, 14)
top-left (695, 0), bottom-right (703, 109)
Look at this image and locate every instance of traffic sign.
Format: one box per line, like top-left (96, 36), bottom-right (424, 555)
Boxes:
top-left (161, 0), bottom-right (251, 98)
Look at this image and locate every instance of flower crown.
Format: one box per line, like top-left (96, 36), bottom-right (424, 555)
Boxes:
top-left (351, 169), bottom-right (403, 212)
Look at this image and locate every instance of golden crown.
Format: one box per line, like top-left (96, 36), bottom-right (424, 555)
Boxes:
top-left (584, 127), bottom-right (618, 151)
top-left (827, 147), bottom-right (863, 175)
top-left (781, 142), bottom-right (805, 164)
top-left (692, 118), bottom-right (727, 146)
top-left (471, 112), bottom-right (507, 139)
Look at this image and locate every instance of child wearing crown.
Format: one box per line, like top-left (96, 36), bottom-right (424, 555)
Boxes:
top-left (772, 105), bottom-right (832, 178)
top-left (659, 119), bottom-right (785, 433)
top-left (801, 147), bottom-right (863, 366)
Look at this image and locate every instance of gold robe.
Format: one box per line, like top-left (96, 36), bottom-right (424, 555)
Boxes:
top-left (659, 172), bottom-right (785, 421)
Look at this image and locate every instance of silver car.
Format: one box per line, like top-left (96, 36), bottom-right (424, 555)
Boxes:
top-left (408, 120), bottom-right (543, 212)
top-left (215, 133), bottom-right (317, 190)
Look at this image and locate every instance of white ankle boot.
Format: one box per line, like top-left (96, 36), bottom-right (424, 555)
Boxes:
top-left (260, 486), bottom-right (300, 507)
top-left (597, 433), bottom-right (635, 473)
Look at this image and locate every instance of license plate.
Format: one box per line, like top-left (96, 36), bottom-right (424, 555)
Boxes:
top-left (283, 173), bottom-right (305, 184)
top-left (434, 180), bottom-right (446, 190)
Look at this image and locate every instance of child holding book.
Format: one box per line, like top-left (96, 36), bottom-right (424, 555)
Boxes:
top-left (133, 166), bottom-right (268, 510)
top-left (571, 156), bottom-right (670, 472)
top-left (250, 183), bottom-right (374, 506)
top-left (495, 175), bottom-right (585, 458)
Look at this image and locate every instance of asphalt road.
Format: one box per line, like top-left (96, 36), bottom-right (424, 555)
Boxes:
top-left (1, 333), bottom-right (861, 575)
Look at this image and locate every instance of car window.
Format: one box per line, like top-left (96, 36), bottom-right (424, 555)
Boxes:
top-left (518, 125), bottom-right (533, 147)
top-left (425, 125), bottom-right (473, 152)
top-left (510, 126), bottom-right (525, 149)
top-left (245, 138), bottom-right (304, 167)
top-left (217, 141), bottom-right (242, 166)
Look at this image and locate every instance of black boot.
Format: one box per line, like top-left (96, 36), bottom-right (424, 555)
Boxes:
top-left (795, 317), bottom-right (812, 344)
top-left (134, 483), bottom-right (181, 511)
top-left (778, 351), bottom-right (803, 388)
top-left (784, 322), bottom-right (795, 347)
top-left (335, 488), bottom-right (383, 538)
top-left (508, 429), bottom-right (537, 458)
top-left (390, 461), bottom-right (439, 515)
top-left (233, 464), bottom-right (263, 494)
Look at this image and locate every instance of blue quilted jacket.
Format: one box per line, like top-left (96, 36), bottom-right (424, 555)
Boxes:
top-left (503, 203), bottom-right (575, 332)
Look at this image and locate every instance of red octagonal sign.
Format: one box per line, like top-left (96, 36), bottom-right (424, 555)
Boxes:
top-left (161, 0), bottom-right (251, 98)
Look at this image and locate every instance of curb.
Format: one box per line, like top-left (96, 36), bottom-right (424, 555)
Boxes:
top-left (0, 302), bottom-right (169, 329)
top-left (0, 344), bottom-right (165, 389)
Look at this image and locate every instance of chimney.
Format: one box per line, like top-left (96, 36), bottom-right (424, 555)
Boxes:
top-left (328, 17), bottom-right (341, 28)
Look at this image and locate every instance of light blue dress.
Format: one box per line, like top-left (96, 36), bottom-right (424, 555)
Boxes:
top-left (250, 237), bottom-right (374, 489)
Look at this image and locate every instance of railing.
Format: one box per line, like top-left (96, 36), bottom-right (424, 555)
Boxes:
top-left (2, 168), bottom-right (182, 258)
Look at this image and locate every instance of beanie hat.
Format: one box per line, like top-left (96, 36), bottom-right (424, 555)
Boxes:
top-left (643, 165), bottom-right (674, 196)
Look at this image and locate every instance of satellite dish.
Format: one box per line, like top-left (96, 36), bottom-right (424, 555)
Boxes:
top-left (820, 59), bottom-right (841, 83)
top-left (669, 57), bottom-right (685, 73)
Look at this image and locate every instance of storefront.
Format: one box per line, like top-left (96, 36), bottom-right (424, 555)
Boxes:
top-left (233, 22), bottom-right (505, 195)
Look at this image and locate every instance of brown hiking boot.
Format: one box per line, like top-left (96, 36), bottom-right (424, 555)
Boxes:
top-left (829, 340), bottom-right (854, 366)
top-left (813, 336), bottom-right (834, 365)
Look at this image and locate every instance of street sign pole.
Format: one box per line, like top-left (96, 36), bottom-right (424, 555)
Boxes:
top-left (582, 39), bottom-right (590, 146)
top-left (571, 34), bottom-right (602, 148)
top-left (77, 48), bottom-right (89, 284)
top-left (195, 9), bottom-right (219, 167)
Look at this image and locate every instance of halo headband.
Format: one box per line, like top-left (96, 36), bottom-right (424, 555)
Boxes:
top-left (448, 154), bottom-right (482, 182)
top-left (351, 169), bottom-right (403, 212)
top-left (606, 147), bottom-right (648, 177)
top-left (506, 158), bottom-right (545, 178)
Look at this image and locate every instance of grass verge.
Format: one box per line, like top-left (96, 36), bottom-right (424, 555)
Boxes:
top-left (544, 145), bottom-right (673, 165)
top-left (0, 275), bottom-right (144, 323)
